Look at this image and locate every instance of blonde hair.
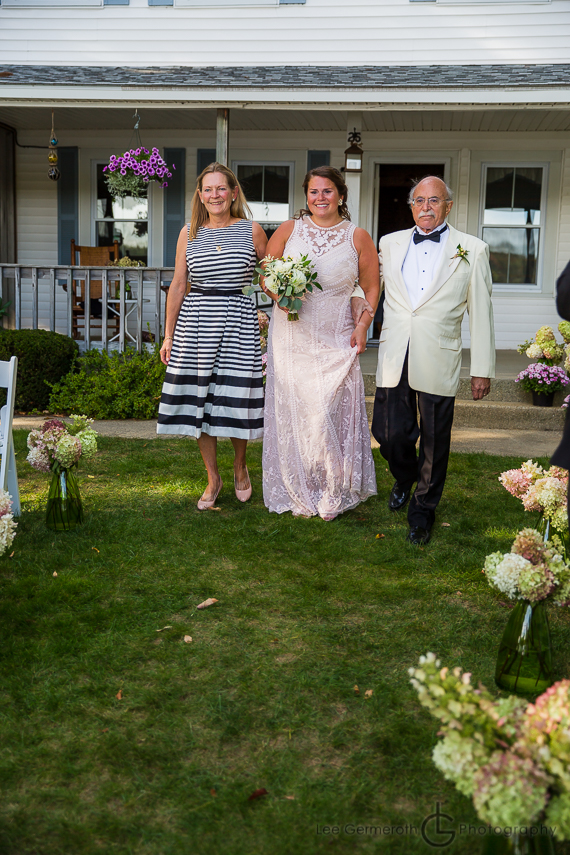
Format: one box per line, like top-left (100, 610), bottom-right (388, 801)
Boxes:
top-left (188, 163), bottom-right (252, 240)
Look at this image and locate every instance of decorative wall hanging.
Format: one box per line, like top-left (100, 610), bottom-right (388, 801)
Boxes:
top-left (47, 110), bottom-right (60, 182)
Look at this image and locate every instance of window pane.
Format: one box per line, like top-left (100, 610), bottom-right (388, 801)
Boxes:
top-left (96, 164), bottom-right (148, 220)
top-left (248, 202), bottom-right (290, 224)
top-left (483, 226), bottom-right (539, 285)
top-left (237, 165), bottom-right (263, 202)
top-left (97, 221), bottom-right (148, 264)
top-left (263, 166), bottom-right (289, 204)
top-left (483, 166), bottom-right (542, 226)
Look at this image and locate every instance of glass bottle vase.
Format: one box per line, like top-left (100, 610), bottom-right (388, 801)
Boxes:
top-left (495, 600), bottom-right (553, 695)
top-left (45, 467), bottom-right (84, 531)
top-left (482, 830), bottom-right (556, 854)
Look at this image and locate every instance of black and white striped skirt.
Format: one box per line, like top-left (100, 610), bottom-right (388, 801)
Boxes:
top-left (157, 289), bottom-right (264, 439)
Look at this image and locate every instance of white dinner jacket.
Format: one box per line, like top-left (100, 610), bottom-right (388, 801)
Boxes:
top-left (376, 224), bottom-right (496, 397)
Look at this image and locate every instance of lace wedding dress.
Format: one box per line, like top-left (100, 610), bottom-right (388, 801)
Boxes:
top-left (262, 216), bottom-right (377, 519)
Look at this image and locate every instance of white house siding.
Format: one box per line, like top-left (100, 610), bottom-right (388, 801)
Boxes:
top-left (10, 124), bottom-right (570, 347)
top-left (1, 0), bottom-right (570, 68)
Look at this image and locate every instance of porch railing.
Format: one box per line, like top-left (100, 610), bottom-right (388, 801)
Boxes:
top-left (0, 264), bottom-right (273, 352)
top-left (0, 264), bottom-right (174, 352)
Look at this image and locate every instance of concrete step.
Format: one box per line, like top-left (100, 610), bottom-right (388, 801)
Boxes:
top-left (362, 373), bottom-right (568, 405)
top-left (365, 397), bottom-right (565, 432)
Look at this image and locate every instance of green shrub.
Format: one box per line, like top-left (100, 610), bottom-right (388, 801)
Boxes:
top-left (48, 346), bottom-right (167, 419)
top-left (0, 329), bottom-right (79, 411)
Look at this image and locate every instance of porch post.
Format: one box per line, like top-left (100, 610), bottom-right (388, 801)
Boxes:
top-left (345, 112), bottom-right (362, 227)
top-left (216, 109), bottom-right (230, 166)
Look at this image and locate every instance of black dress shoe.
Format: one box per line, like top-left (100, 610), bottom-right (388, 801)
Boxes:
top-left (388, 482), bottom-right (412, 511)
top-left (407, 525), bottom-right (431, 546)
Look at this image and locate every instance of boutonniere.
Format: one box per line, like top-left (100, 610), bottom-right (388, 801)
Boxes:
top-left (450, 244), bottom-right (470, 266)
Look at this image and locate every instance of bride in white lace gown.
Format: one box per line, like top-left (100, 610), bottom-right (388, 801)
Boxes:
top-left (262, 166), bottom-right (380, 520)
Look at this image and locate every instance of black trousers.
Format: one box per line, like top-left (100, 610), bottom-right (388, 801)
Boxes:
top-left (371, 355), bottom-right (455, 528)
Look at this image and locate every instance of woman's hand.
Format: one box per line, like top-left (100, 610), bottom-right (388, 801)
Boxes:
top-left (350, 322), bottom-right (368, 355)
top-left (160, 337), bottom-right (173, 365)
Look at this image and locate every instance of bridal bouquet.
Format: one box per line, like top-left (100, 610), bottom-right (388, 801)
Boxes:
top-left (484, 528), bottom-right (570, 605)
top-left (410, 653), bottom-right (570, 838)
top-left (251, 255), bottom-right (322, 322)
top-left (499, 460), bottom-right (568, 535)
top-left (27, 414), bottom-right (98, 475)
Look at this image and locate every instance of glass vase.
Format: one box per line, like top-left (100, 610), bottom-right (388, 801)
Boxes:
top-left (482, 830), bottom-right (556, 854)
top-left (45, 467), bottom-right (83, 531)
top-left (495, 600), bottom-right (553, 695)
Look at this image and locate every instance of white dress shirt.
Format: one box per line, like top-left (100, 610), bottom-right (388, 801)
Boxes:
top-left (401, 223), bottom-right (449, 310)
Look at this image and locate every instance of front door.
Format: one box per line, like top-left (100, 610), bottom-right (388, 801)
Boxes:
top-left (372, 163), bottom-right (446, 340)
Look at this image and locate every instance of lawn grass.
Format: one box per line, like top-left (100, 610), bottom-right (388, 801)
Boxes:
top-left (1, 431), bottom-right (569, 855)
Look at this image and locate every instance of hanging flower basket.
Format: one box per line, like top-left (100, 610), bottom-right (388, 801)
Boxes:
top-left (103, 147), bottom-right (175, 199)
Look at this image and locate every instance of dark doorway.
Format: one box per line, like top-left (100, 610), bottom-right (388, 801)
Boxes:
top-left (372, 162), bottom-right (446, 340)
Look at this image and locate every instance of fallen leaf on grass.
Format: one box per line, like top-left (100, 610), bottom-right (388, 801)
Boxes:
top-left (364, 689), bottom-right (373, 699)
top-left (441, 522), bottom-right (451, 527)
top-left (101, 728), bottom-right (109, 733)
top-left (375, 534), bottom-right (385, 539)
top-left (9, 551), bottom-right (14, 558)
top-left (143, 443), bottom-right (148, 448)
top-left (156, 625), bottom-right (173, 632)
top-left (248, 788), bottom-right (268, 801)
top-left (52, 571), bottom-right (58, 577)
top-left (353, 685), bottom-right (359, 694)
top-left (116, 690), bottom-right (122, 700)
top-left (197, 598), bottom-right (218, 610)
top-left (184, 635), bottom-right (192, 643)
top-left (499, 601), bottom-right (514, 609)
top-left (92, 547), bottom-right (100, 553)
top-left (210, 788), bottom-right (217, 797)
top-left (87, 474), bottom-right (95, 479)
top-left (284, 795), bottom-right (295, 800)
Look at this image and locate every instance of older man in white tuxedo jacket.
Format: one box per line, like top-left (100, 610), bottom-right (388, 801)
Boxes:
top-left (371, 176), bottom-right (495, 545)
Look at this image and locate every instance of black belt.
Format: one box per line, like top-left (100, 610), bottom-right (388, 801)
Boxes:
top-left (190, 286), bottom-right (243, 296)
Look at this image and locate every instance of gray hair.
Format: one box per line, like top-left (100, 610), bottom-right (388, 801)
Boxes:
top-left (408, 176), bottom-right (453, 206)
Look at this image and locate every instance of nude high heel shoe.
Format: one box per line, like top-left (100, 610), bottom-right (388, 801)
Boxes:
top-left (234, 468), bottom-right (252, 503)
top-left (197, 479), bottom-right (223, 510)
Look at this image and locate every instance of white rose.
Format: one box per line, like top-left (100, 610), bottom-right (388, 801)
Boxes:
top-left (290, 269), bottom-right (307, 290)
top-left (264, 273), bottom-right (279, 294)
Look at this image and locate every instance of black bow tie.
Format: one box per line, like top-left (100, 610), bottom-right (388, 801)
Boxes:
top-left (413, 226), bottom-right (448, 244)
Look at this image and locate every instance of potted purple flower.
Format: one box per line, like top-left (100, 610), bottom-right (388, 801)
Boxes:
top-left (103, 147), bottom-right (175, 200)
top-left (516, 363), bottom-right (570, 407)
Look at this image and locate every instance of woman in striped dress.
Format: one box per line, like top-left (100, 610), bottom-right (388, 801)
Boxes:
top-left (158, 163), bottom-right (268, 509)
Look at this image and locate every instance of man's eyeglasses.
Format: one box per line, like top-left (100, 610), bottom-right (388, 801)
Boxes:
top-left (411, 197), bottom-right (449, 207)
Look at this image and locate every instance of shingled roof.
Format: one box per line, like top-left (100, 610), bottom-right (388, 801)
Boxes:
top-left (2, 64), bottom-right (570, 89)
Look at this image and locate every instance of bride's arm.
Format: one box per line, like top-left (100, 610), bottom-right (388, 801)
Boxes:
top-left (259, 220), bottom-right (295, 306)
top-left (350, 228), bottom-right (380, 354)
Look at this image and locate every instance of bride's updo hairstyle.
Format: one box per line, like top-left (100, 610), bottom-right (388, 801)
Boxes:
top-left (296, 165), bottom-right (351, 221)
top-left (189, 162), bottom-right (252, 240)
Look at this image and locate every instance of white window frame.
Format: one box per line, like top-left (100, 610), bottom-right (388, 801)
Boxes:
top-left (91, 160), bottom-right (151, 266)
top-left (231, 160), bottom-right (295, 226)
top-left (2, 0), bottom-right (102, 6)
top-left (478, 161), bottom-right (548, 293)
top-left (176, 0), bottom-right (277, 5)
top-left (411, 0), bottom-right (550, 5)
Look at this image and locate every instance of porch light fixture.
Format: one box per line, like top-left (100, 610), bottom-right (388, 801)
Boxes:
top-left (343, 129), bottom-right (363, 174)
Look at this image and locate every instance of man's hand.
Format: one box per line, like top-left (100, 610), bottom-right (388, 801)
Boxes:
top-left (351, 296), bottom-right (375, 327)
top-left (471, 377), bottom-right (491, 400)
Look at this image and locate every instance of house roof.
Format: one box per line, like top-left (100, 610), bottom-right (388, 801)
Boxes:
top-left (2, 64), bottom-right (570, 89)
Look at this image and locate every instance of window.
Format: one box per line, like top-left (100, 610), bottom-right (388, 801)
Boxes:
top-left (1, 0), bottom-right (128, 6)
top-left (480, 165), bottom-right (546, 289)
top-left (94, 164), bottom-right (148, 265)
top-left (234, 162), bottom-right (293, 239)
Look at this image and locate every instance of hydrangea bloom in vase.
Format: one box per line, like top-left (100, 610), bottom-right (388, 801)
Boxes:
top-left (409, 653), bottom-right (570, 853)
top-left (499, 460), bottom-right (568, 540)
top-left (484, 527), bottom-right (570, 694)
top-left (27, 415), bottom-right (98, 531)
top-left (0, 490), bottom-right (17, 556)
